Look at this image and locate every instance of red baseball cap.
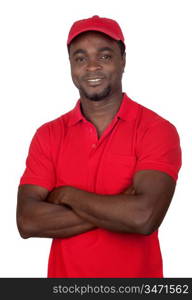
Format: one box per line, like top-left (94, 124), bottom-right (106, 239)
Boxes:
top-left (67, 15), bottom-right (125, 47)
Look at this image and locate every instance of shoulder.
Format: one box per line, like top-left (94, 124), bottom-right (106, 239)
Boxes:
top-left (139, 102), bottom-right (171, 128)
top-left (124, 94), bottom-right (171, 127)
top-left (125, 95), bottom-right (180, 144)
top-left (129, 98), bottom-right (177, 133)
top-left (130, 100), bottom-right (181, 151)
top-left (35, 110), bottom-right (73, 139)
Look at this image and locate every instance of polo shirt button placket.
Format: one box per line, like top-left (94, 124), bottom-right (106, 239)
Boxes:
top-left (87, 124), bottom-right (98, 152)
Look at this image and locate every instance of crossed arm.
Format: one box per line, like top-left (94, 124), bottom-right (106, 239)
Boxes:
top-left (17, 170), bottom-right (176, 239)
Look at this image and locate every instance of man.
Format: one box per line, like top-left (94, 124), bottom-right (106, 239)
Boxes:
top-left (17, 15), bottom-right (181, 278)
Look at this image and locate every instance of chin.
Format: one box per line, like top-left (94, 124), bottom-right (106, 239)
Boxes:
top-left (81, 86), bottom-right (111, 102)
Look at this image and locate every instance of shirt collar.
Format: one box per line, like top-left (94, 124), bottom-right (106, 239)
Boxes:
top-left (67, 93), bottom-right (139, 127)
top-left (67, 100), bottom-right (84, 127)
top-left (116, 93), bottom-right (140, 122)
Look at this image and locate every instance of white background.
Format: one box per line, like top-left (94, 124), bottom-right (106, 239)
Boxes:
top-left (0, 0), bottom-right (192, 277)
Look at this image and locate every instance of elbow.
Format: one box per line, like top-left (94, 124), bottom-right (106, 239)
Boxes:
top-left (131, 209), bottom-right (158, 236)
top-left (139, 209), bottom-right (163, 236)
top-left (17, 227), bottom-right (31, 239)
top-left (16, 215), bottom-right (34, 239)
top-left (139, 224), bottom-right (157, 236)
top-left (137, 217), bottom-right (159, 236)
top-left (19, 231), bottom-right (30, 239)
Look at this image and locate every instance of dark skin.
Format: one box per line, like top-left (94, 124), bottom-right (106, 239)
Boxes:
top-left (17, 32), bottom-right (176, 239)
top-left (69, 32), bottom-right (126, 137)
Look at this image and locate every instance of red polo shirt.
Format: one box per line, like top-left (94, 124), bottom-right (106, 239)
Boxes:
top-left (20, 93), bottom-right (181, 277)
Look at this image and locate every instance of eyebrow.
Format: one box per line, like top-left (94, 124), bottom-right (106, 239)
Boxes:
top-left (72, 49), bottom-right (86, 56)
top-left (72, 47), bottom-right (114, 57)
top-left (98, 47), bottom-right (114, 53)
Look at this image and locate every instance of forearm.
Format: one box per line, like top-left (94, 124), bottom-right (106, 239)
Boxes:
top-left (63, 187), bottom-right (149, 234)
top-left (18, 199), bottom-right (95, 239)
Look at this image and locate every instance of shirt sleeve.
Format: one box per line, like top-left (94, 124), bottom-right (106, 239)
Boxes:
top-left (19, 124), bottom-right (56, 191)
top-left (135, 120), bottom-right (182, 181)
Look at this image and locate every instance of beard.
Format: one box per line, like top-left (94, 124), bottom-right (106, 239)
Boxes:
top-left (79, 86), bottom-right (111, 102)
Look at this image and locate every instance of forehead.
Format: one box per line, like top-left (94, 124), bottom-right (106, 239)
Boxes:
top-left (69, 31), bottom-right (119, 53)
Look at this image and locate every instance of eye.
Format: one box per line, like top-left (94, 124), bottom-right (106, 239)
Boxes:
top-left (74, 56), bottom-right (86, 63)
top-left (100, 54), bottom-right (112, 61)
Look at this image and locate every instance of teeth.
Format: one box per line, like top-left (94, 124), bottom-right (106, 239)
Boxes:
top-left (88, 78), bottom-right (101, 82)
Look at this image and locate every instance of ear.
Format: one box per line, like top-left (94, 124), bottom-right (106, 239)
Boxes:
top-left (122, 52), bottom-right (126, 72)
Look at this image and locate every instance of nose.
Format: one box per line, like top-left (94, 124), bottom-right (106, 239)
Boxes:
top-left (86, 59), bottom-right (102, 72)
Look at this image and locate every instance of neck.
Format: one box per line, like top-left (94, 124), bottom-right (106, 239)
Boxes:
top-left (80, 91), bottom-right (123, 124)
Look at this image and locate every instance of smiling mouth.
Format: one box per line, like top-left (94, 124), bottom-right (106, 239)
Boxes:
top-left (86, 77), bottom-right (105, 86)
top-left (87, 78), bottom-right (102, 82)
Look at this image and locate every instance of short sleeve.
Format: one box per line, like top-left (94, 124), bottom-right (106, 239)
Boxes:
top-left (135, 120), bottom-right (182, 181)
top-left (19, 124), bottom-right (56, 191)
